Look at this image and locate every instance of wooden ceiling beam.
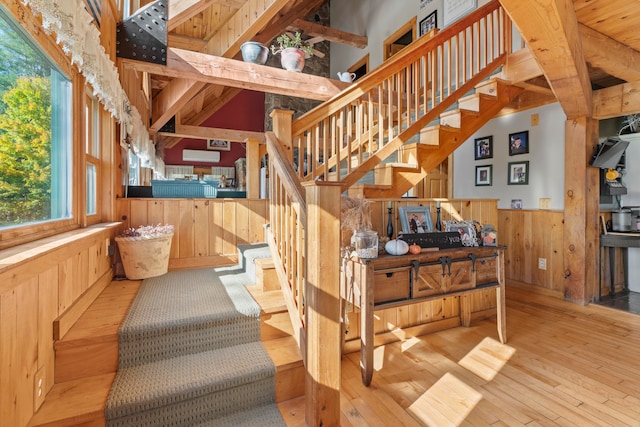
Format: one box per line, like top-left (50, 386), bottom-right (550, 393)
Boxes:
top-left (168, 0), bottom-right (244, 31)
top-left (593, 81), bottom-right (640, 119)
top-left (500, 0), bottom-right (592, 119)
top-left (150, 0), bottom-right (292, 133)
top-left (159, 124), bottom-right (265, 142)
top-left (124, 47), bottom-right (349, 101)
top-left (579, 24), bottom-right (640, 83)
top-left (151, 79), bottom-right (206, 134)
top-left (287, 19), bottom-right (368, 49)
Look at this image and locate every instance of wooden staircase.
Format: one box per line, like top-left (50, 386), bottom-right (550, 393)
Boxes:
top-left (27, 261), bottom-right (303, 426)
top-left (349, 78), bottom-right (523, 198)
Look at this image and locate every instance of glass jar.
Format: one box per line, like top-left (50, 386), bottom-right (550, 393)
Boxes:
top-left (355, 230), bottom-right (378, 259)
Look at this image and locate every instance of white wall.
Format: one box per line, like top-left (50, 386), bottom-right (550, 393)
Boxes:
top-left (330, 0), bottom-right (492, 77)
top-left (453, 103), bottom-right (567, 210)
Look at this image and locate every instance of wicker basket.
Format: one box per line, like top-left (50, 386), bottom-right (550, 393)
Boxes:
top-left (115, 233), bottom-right (173, 280)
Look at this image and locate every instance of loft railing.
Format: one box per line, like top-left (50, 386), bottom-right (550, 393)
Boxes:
top-left (290, 0), bottom-right (511, 192)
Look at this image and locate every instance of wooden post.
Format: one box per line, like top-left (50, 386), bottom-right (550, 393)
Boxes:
top-left (245, 137), bottom-right (260, 199)
top-left (563, 117), bottom-right (600, 304)
top-left (303, 181), bottom-right (342, 426)
top-left (270, 109), bottom-right (294, 162)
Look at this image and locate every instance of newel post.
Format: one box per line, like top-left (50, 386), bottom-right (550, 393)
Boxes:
top-left (303, 181), bottom-right (342, 426)
top-left (245, 137), bottom-right (260, 199)
top-left (269, 109), bottom-right (294, 162)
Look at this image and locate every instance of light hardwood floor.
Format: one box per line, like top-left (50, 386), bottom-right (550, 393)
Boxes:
top-left (279, 286), bottom-right (640, 426)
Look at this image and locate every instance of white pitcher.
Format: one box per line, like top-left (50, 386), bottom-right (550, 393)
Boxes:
top-left (337, 72), bottom-right (356, 82)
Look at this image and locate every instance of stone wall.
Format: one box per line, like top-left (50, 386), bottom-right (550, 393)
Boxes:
top-left (264, 3), bottom-right (330, 131)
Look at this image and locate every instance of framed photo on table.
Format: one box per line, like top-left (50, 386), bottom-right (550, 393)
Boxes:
top-left (444, 220), bottom-right (478, 247)
top-left (207, 139), bottom-right (231, 151)
top-left (399, 206), bottom-right (433, 234)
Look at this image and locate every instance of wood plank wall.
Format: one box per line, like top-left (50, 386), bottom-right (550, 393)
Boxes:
top-left (0, 225), bottom-right (117, 426)
top-left (498, 209), bottom-right (565, 297)
top-left (116, 198), bottom-right (270, 269)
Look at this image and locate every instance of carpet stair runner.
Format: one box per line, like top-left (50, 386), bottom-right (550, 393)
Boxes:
top-left (105, 256), bottom-right (285, 426)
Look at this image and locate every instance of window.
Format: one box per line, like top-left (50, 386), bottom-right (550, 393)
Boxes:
top-left (128, 149), bottom-right (140, 185)
top-left (85, 93), bottom-right (100, 218)
top-left (384, 18), bottom-right (417, 60)
top-left (0, 7), bottom-right (72, 229)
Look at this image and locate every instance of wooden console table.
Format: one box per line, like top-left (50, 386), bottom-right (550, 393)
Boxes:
top-left (600, 232), bottom-right (640, 299)
top-left (340, 246), bottom-right (506, 386)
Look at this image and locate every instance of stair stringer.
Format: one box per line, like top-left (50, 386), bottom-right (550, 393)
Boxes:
top-left (359, 81), bottom-right (524, 199)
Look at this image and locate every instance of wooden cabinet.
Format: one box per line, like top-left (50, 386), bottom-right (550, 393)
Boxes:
top-left (341, 246), bottom-right (506, 386)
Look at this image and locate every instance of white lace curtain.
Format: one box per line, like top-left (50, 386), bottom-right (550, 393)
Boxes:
top-left (21, 0), bottom-right (157, 167)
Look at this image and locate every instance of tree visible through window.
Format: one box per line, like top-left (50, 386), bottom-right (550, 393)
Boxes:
top-left (0, 7), bottom-right (71, 227)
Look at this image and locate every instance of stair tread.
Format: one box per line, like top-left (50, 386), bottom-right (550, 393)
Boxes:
top-left (264, 336), bottom-right (303, 371)
top-left (246, 287), bottom-right (287, 314)
top-left (28, 373), bottom-right (115, 427)
top-left (57, 281), bottom-right (141, 348)
top-left (106, 342), bottom-right (275, 416)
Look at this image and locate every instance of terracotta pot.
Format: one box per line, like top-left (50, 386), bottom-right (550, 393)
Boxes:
top-left (279, 47), bottom-right (305, 72)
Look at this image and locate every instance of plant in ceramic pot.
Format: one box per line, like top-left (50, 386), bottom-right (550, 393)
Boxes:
top-left (115, 224), bottom-right (174, 280)
top-left (270, 32), bottom-right (314, 72)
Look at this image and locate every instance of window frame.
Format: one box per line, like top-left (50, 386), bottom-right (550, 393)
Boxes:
top-left (0, 4), bottom-right (86, 249)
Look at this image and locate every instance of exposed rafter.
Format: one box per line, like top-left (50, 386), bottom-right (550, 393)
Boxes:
top-left (499, 0), bottom-right (592, 119)
top-left (579, 24), bottom-right (640, 83)
top-left (150, 0), bottom-right (292, 132)
top-left (122, 48), bottom-right (349, 100)
top-left (287, 19), bottom-right (368, 49)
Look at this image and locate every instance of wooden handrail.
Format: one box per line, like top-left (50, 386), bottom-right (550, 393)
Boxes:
top-left (265, 132), bottom-right (306, 223)
top-left (289, 0), bottom-right (510, 190)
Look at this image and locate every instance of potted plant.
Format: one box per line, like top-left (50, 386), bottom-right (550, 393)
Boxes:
top-left (270, 32), bottom-right (314, 72)
top-left (115, 224), bottom-right (174, 280)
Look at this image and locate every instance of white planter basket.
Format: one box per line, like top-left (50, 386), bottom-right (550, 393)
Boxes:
top-left (115, 233), bottom-right (173, 280)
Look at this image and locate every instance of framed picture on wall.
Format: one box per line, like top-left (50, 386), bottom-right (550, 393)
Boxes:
top-left (207, 139), bottom-right (231, 151)
top-left (475, 165), bottom-right (492, 186)
top-left (474, 135), bottom-right (493, 160)
top-left (508, 130), bottom-right (529, 156)
top-left (508, 161), bottom-right (529, 185)
top-left (419, 11), bottom-right (437, 36)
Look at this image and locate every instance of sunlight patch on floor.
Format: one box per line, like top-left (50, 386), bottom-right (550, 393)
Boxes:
top-left (458, 336), bottom-right (516, 381)
top-left (408, 372), bottom-right (482, 426)
top-left (373, 345), bottom-right (386, 371)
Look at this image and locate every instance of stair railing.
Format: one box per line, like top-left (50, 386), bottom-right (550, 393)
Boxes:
top-left (264, 131), bottom-right (308, 347)
top-left (291, 0), bottom-right (511, 192)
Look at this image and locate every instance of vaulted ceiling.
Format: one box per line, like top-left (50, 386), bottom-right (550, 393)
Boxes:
top-left (121, 0), bottom-right (640, 145)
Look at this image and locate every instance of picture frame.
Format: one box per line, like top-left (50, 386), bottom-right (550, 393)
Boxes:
top-left (444, 220), bottom-right (478, 247)
top-left (207, 139), bottom-right (231, 151)
top-left (511, 199), bottom-right (523, 209)
top-left (475, 165), bottom-right (492, 186)
top-left (399, 206), bottom-right (433, 234)
top-left (508, 130), bottom-right (529, 156)
top-left (474, 135), bottom-right (493, 160)
top-left (419, 10), bottom-right (437, 36)
top-left (508, 161), bottom-right (529, 185)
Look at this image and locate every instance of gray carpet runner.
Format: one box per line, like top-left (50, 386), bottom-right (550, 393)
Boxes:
top-left (105, 260), bottom-right (285, 426)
